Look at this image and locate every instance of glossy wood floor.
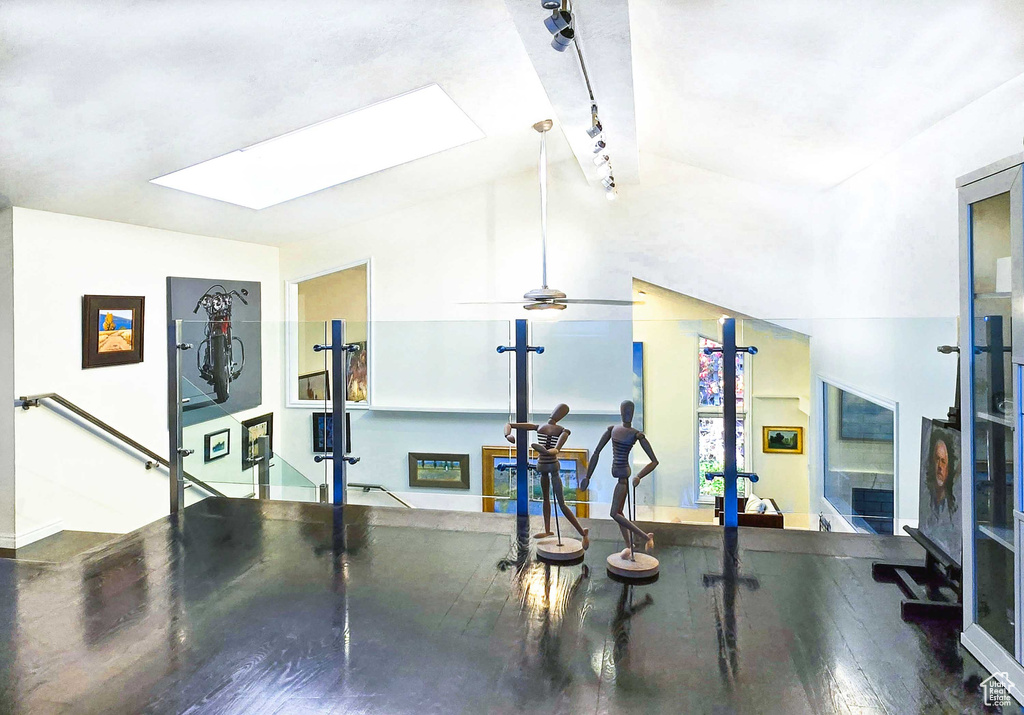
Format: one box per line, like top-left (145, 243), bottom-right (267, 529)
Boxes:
top-left (0, 498), bottom-right (1006, 714)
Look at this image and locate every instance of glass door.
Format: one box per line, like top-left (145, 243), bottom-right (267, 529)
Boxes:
top-left (960, 163), bottom-right (1023, 676)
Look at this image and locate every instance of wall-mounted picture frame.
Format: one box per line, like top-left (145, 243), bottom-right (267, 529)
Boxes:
top-left (241, 413), bottom-right (273, 470)
top-left (82, 295), bottom-right (145, 369)
top-left (204, 428), bottom-right (231, 463)
top-left (481, 446), bottom-right (589, 518)
top-left (298, 370), bottom-right (330, 401)
top-left (408, 453), bottom-right (470, 490)
top-left (762, 426), bottom-right (804, 454)
top-left (311, 412), bottom-right (352, 453)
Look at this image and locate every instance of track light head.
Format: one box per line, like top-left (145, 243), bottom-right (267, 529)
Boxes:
top-left (592, 140), bottom-right (606, 153)
top-left (544, 9), bottom-right (571, 34)
top-left (593, 153), bottom-right (610, 167)
top-left (601, 176), bottom-right (615, 189)
top-left (586, 122), bottom-right (603, 139)
top-left (605, 189), bottom-right (617, 201)
top-left (541, 0), bottom-right (561, 7)
top-left (551, 27), bottom-right (575, 51)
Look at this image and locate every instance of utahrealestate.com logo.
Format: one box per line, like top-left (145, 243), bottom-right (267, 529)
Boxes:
top-left (981, 672), bottom-right (1015, 708)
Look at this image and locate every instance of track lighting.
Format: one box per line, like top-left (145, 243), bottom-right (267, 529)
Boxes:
top-left (544, 9), bottom-right (571, 33)
top-left (541, 0), bottom-right (561, 7)
top-left (605, 188), bottom-right (617, 201)
top-left (593, 153), bottom-right (610, 167)
top-left (592, 140), bottom-right (606, 152)
top-left (586, 122), bottom-right (603, 139)
top-left (601, 176), bottom-right (615, 189)
top-left (551, 27), bottom-right (575, 52)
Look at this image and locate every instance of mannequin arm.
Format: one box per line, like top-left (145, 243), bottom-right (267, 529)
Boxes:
top-left (632, 434), bottom-right (659, 484)
top-left (505, 422), bottom-right (538, 444)
top-left (535, 428), bottom-right (570, 457)
top-left (581, 426), bottom-right (612, 491)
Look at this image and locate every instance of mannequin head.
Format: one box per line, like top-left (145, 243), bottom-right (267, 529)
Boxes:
top-left (620, 400), bottom-right (635, 424)
top-left (550, 403), bottom-right (570, 423)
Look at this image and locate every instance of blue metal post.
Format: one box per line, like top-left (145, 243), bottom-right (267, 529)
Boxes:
top-left (722, 319), bottom-right (739, 528)
top-left (331, 319), bottom-right (347, 505)
top-left (497, 319), bottom-right (544, 517)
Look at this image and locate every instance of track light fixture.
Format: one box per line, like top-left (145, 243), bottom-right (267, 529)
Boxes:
top-left (592, 140), bottom-right (606, 152)
top-left (601, 176), bottom-right (615, 190)
top-left (605, 188), bottom-right (617, 201)
top-left (593, 153), bottom-right (610, 167)
top-left (541, 0), bottom-right (561, 7)
top-left (586, 122), bottom-right (602, 140)
top-left (544, 9), bottom-right (572, 34)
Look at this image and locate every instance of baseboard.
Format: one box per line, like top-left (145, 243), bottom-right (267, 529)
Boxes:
top-left (0, 520), bottom-right (64, 550)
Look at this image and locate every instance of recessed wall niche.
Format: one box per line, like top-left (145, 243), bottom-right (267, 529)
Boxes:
top-left (289, 260), bottom-right (369, 407)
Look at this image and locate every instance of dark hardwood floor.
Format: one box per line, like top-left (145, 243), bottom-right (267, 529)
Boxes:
top-left (0, 498), bottom-right (1007, 714)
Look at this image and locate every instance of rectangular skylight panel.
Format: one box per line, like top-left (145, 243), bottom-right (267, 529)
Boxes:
top-left (151, 84), bottom-right (485, 209)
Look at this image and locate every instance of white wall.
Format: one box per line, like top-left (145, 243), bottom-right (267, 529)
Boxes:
top-left (0, 207), bottom-right (14, 547)
top-left (11, 209), bottom-right (281, 542)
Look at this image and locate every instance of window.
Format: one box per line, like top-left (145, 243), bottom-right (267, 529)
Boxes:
top-left (697, 337), bottom-right (747, 500)
top-left (822, 383), bottom-right (895, 534)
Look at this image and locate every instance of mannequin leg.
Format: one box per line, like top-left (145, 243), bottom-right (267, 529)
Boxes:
top-left (534, 471), bottom-right (553, 538)
top-left (551, 473), bottom-right (589, 549)
top-left (610, 480), bottom-right (653, 555)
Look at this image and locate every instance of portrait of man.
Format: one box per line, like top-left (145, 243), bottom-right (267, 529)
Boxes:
top-left (918, 417), bottom-right (962, 562)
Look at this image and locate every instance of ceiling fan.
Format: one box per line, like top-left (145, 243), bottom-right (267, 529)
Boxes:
top-left (465, 120), bottom-right (638, 311)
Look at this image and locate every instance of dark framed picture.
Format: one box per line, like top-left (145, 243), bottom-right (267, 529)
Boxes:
top-left (298, 370), bottom-right (330, 401)
top-left (408, 453), bottom-right (470, 490)
top-left (204, 428), bottom-right (231, 463)
top-left (241, 413), bottom-right (273, 470)
top-left (82, 295), bottom-right (145, 368)
top-left (762, 426), bottom-right (803, 454)
top-left (312, 412), bottom-right (352, 453)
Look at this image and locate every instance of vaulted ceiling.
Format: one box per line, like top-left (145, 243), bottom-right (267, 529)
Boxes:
top-left (2, 0), bottom-right (1023, 245)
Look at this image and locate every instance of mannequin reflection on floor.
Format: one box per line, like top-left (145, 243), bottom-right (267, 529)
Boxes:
top-left (612, 583), bottom-right (654, 666)
top-left (505, 404), bottom-right (590, 550)
top-left (581, 400), bottom-right (658, 559)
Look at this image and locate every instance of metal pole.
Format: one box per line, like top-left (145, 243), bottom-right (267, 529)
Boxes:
top-left (722, 318), bottom-right (739, 528)
top-left (256, 436), bottom-right (270, 499)
top-left (167, 320), bottom-right (186, 515)
top-left (331, 319), bottom-right (348, 506)
top-left (515, 319), bottom-right (530, 516)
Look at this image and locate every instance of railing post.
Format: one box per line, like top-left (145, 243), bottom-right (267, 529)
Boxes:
top-left (167, 320), bottom-right (186, 515)
top-left (498, 319), bottom-right (544, 516)
top-left (331, 319), bottom-right (348, 505)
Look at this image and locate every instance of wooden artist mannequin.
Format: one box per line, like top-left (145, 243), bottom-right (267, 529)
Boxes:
top-left (581, 399), bottom-right (658, 560)
top-left (505, 403), bottom-right (590, 550)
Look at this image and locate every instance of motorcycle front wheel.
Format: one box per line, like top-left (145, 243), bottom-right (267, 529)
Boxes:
top-left (212, 333), bottom-right (230, 403)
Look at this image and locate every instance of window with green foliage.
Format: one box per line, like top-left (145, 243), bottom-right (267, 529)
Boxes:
top-left (697, 337), bottom-right (747, 500)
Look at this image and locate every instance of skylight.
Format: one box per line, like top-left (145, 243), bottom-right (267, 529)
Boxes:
top-left (151, 84), bottom-right (485, 210)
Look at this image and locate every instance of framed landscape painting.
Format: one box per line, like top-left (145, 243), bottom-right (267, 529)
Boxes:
top-left (408, 453), bottom-right (470, 490)
top-left (204, 428), bottom-right (230, 463)
top-left (762, 426), bottom-right (803, 454)
top-left (82, 295), bottom-right (145, 368)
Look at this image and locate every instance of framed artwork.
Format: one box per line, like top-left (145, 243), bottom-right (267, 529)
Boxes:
top-left (481, 446), bottom-right (589, 518)
top-left (347, 341), bottom-right (369, 403)
top-left (632, 341), bottom-right (645, 431)
top-left (762, 426), bottom-right (803, 454)
top-left (241, 413), bottom-right (273, 470)
top-left (918, 417), bottom-right (962, 563)
top-left (408, 453), bottom-right (470, 490)
top-left (82, 295), bottom-right (145, 368)
top-left (839, 391), bottom-right (894, 441)
top-left (298, 370), bottom-right (330, 401)
top-left (204, 428), bottom-right (231, 463)
top-left (312, 412), bottom-right (352, 453)
top-left (167, 277), bottom-right (262, 426)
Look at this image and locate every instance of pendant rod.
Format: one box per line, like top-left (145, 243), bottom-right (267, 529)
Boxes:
top-left (539, 127), bottom-right (548, 289)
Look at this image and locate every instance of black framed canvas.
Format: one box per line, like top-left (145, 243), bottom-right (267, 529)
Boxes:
top-left (312, 412), bottom-right (352, 453)
top-left (298, 370), bottom-right (330, 401)
top-left (82, 295), bottom-right (145, 368)
top-left (408, 452), bottom-right (470, 490)
top-left (204, 428), bottom-right (231, 463)
top-left (241, 413), bottom-right (273, 470)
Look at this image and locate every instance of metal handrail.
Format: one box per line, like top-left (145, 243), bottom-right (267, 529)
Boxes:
top-left (348, 482), bottom-right (414, 509)
top-left (17, 392), bottom-right (227, 498)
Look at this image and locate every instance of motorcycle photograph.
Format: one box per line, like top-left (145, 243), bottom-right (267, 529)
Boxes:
top-left (193, 284), bottom-right (248, 404)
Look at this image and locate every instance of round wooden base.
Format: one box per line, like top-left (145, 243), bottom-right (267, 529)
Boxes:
top-left (536, 537), bottom-right (585, 562)
top-left (606, 552), bottom-right (659, 579)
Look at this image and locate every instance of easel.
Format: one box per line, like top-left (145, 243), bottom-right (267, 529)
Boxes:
top-left (871, 343), bottom-right (962, 621)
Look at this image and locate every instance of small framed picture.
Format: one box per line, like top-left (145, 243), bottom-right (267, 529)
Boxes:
top-left (204, 428), bottom-right (231, 463)
top-left (241, 413), bottom-right (273, 469)
top-left (312, 412), bottom-right (352, 453)
top-left (82, 295), bottom-right (145, 368)
top-left (408, 453), bottom-right (470, 490)
top-left (298, 370), bottom-right (330, 401)
top-left (762, 426), bottom-right (804, 454)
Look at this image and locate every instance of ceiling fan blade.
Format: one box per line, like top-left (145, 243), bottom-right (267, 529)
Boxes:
top-left (556, 299), bottom-right (643, 306)
top-left (457, 300), bottom-right (534, 305)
